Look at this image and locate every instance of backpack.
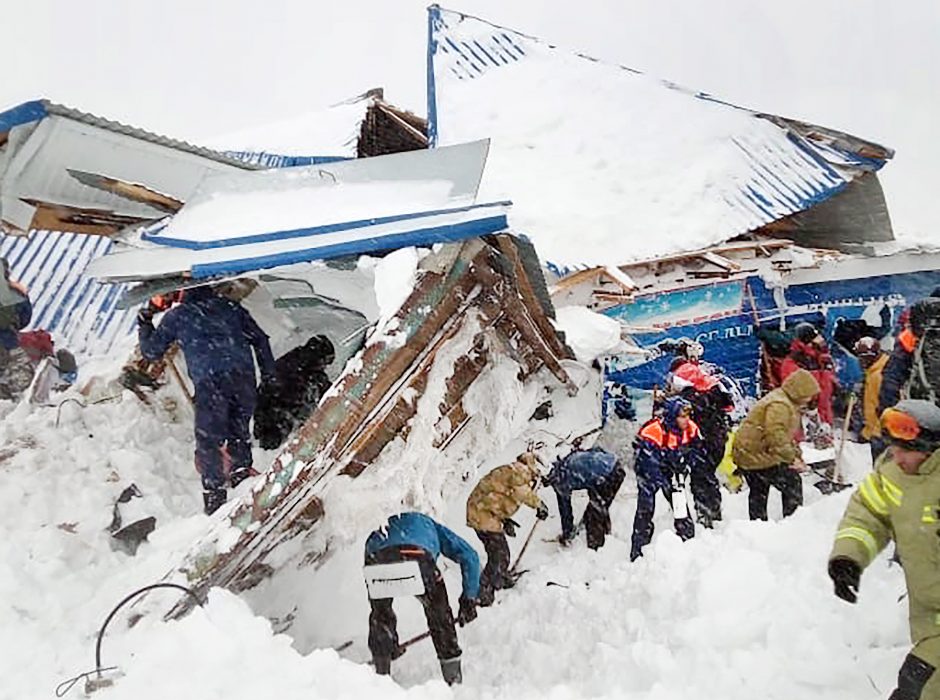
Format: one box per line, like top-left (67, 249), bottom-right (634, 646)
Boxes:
top-left (909, 298), bottom-right (940, 403)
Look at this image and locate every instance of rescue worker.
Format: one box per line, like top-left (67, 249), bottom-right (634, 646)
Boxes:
top-left (667, 359), bottom-right (733, 528)
top-left (732, 368), bottom-right (820, 521)
top-left (254, 334), bottom-right (335, 449)
top-left (630, 396), bottom-right (703, 560)
top-left (780, 322), bottom-right (836, 426)
top-left (363, 512), bottom-right (480, 685)
top-left (138, 286), bottom-right (276, 515)
top-left (0, 258), bottom-right (34, 400)
top-left (852, 337), bottom-right (889, 460)
top-left (828, 400), bottom-right (940, 700)
top-left (881, 290), bottom-right (940, 412)
top-left (543, 446), bottom-right (625, 550)
top-left (466, 453), bottom-right (549, 606)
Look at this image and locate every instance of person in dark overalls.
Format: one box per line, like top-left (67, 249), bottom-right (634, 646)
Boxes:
top-left (138, 285), bottom-right (275, 514)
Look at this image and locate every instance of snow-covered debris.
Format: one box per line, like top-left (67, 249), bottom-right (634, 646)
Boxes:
top-left (553, 306), bottom-right (622, 362)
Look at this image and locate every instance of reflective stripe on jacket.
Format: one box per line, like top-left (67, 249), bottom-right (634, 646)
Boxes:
top-left (830, 449), bottom-right (940, 644)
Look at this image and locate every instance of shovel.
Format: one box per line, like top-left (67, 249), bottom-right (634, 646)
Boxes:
top-left (814, 394), bottom-right (856, 495)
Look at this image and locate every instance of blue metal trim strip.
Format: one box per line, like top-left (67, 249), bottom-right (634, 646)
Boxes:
top-left (0, 100), bottom-right (47, 133)
top-left (190, 214), bottom-right (508, 278)
top-left (144, 200), bottom-right (512, 250)
top-left (427, 5), bottom-right (441, 147)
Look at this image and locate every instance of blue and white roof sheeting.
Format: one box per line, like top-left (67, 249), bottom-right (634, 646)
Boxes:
top-left (426, 6), bottom-right (893, 270)
top-left (86, 140), bottom-right (511, 282)
top-left (0, 231), bottom-right (135, 355)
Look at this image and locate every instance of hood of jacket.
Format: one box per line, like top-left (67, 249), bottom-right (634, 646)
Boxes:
top-left (781, 368), bottom-right (820, 405)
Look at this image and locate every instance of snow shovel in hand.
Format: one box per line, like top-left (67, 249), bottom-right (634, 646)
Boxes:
top-left (509, 520), bottom-right (540, 578)
top-left (814, 394), bottom-right (856, 495)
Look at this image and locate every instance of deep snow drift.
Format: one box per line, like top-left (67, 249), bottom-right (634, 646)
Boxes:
top-left (1, 374), bottom-right (912, 700)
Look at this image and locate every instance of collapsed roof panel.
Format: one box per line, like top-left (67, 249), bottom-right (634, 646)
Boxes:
top-left (86, 140), bottom-right (510, 282)
top-left (0, 100), bottom-right (254, 235)
top-left (427, 7), bottom-right (893, 269)
top-left (161, 235), bottom-right (577, 614)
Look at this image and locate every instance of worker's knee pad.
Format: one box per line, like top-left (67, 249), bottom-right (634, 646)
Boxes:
top-left (890, 653), bottom-right (936, 700)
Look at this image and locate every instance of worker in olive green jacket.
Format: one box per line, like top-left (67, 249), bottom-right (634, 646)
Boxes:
top-left (732, 368), bottom-right (820, 520)
top-left (829, 399), bottom-right (940, 700)
top-left (467, 453), bottom-right (548, 606)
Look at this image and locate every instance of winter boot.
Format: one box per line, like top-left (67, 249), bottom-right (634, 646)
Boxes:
top-left (439, 656), bottom-right (462, 685)
top-left (478, 583), bottom-right (495, 608)
top-left (203, 489), bottom-right (227, 515)
top-left (373, 656), bottom-right (391, 676)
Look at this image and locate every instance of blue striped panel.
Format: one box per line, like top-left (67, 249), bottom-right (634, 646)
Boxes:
top-left (0, 231), bottom-right (137, 356)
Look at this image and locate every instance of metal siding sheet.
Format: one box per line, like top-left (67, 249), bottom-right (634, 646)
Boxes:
top-left (0, 231), bottom-right (135, 355)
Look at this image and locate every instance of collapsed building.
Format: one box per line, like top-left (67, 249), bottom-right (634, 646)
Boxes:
top-left (0, 5), bottom-right (934, 635)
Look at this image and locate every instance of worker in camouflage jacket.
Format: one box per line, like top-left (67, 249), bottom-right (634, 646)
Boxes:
top-left (829, 399), bottom-right (940, 700)
top-left (732, 368), bottom-right (820, 520)
top-left (466, 452), bottom-right (548, 606)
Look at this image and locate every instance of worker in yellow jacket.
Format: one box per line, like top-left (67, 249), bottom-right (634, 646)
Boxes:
top-left (467, 453), bottom-right (548, 606)
top-left (853, 336), bottom-right (889, 461)
top-left (829, 399), bottom-right (940, 700)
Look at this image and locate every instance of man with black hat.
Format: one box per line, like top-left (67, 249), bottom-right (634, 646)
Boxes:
top-left (828, 399), bottom-right (940, 700)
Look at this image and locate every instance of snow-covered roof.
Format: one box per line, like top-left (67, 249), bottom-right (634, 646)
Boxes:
top-left (428, 7), bottom-right (893, 270)
top-left (204, 92), bottom-right (376, 166)
top-left (86, 140), bottom-right (510, 281)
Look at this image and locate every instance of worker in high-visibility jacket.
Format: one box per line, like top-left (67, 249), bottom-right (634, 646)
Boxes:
top-left (630, 396), bottom-right (704, 561)
top-left (829, 400), bottom-right (940, 700)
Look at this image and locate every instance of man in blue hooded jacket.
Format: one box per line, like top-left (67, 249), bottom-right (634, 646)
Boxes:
top-left (364, 512), bottom-right (481, 685)
top-left (544, 446), bottom-right (625, 550)
top-left (630, 396), bottom-right (704, 560)
top-left (138, 286), bottom-right (276, 514)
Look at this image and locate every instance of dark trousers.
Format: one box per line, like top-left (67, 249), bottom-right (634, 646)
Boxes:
top-left (631, 464), bottom-right (694, 560)
top-left (691, 441), bottom-right (724, 526)
top-left (584, 465), bottom-right (626, 550)
top-left (475, 530), bottom-right (510, 605)
top-left (742, 464), bottom-right (803, 521)
top-left (366, 547), bottom-right (460, 663)
top-left (194, 373), bottom-right (257, 491)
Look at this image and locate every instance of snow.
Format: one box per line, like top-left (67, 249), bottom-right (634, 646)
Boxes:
top-left (159, 179), bottom-right (457, 245)
top-left (1, 333), bottom-right (913, 700)
top-left (203, 93), bottom-right (374, 159)
top-left (367, 246), bottom-right (420, 325)
top-left (553, 306), bottom-right (622, 362)
top-left (431, 10), bottom-right (869, 269)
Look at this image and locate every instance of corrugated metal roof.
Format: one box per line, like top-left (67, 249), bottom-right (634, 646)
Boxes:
top-left (427, 7), bottom-right (894, 270)
top-left (0, 231), bottom-right (136, 356)
top-left (0, 100), bottom-right (262, 171)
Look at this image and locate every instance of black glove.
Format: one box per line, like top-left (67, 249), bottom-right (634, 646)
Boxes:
top-left (457, 596), bottom-right (477, 626)
top-left (503, 518), bottom-right (519, 537)
top-left (828, 558), bottom-right (861, 604)
top-left (535, 502), bottom-right (549, 521)
top-left (137, 301), bottom-right (159, 325)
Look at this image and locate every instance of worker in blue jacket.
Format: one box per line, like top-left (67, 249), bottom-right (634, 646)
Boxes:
top-left (543, 446), bottom-right (625, 550)
top-left (138, 285), bottom-right (276, 514)
top-left (630, 396), bottom-right (704, 561)
top-left (364, 512), bottom-right (480, 685)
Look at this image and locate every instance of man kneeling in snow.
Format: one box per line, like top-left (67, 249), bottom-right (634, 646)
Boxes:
top-left (829, 400), bottom-right (940, 700)
top-left (138, 286), bottom-right (276, 515)
top-left (363, 512), bottom-right (480, 685)
top-left (466, 452), bottom-right (549, 606)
